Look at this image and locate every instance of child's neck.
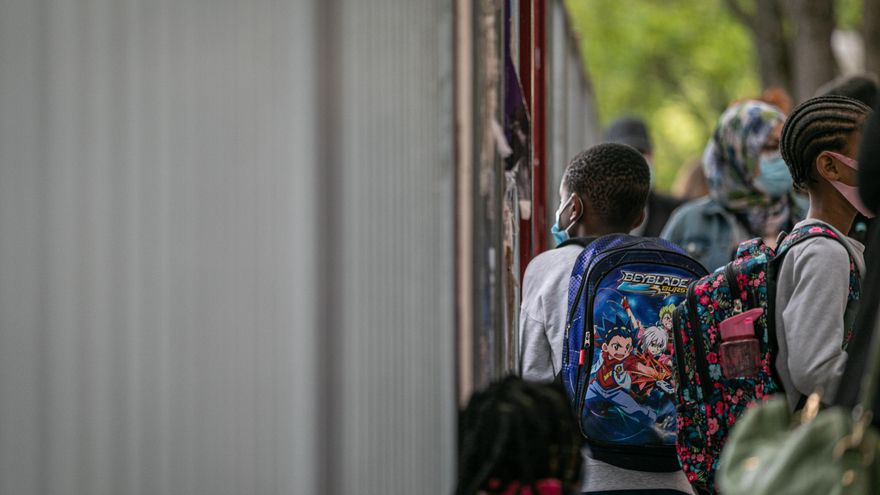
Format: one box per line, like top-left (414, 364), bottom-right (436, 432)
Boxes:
top-left (579, 224), bottom-right (629, 238)
top-left (807, 189), bottom-right (856, 235)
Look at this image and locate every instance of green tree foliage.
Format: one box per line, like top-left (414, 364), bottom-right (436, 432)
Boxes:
top-left (837, 0), bottom-right (862, 28)
top-left (566, 0), bottom-right (761, 192)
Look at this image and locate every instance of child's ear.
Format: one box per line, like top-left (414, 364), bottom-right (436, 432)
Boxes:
top-left (631, 208), bottom-right (647, 230)
top-left (815, 152), bottom-right (841, 182)
top-left (570, 194), bottom-right (584, 222)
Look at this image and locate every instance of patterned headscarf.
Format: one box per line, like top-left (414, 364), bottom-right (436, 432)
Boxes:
top-left (702, 100), bottom-right (787, 235)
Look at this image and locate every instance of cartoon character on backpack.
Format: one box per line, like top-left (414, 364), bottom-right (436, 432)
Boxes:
top-left (587, 321), bottom-right (652, 426)
top-left (659, 303), bottom-right (675, 334)
top-left (585, 315), bottom-right (661, 443)
top-left (626, 299), bottom-right (676, 368)
top-left (562, 235), bottom-right (707, 473)
top-left (622, 298), bottom-right (676, 397)
top-left (633, 325), bottom-right (676, 414)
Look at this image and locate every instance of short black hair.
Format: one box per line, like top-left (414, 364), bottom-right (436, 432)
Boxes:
top-left (600, 314), bottom-right (634, 343)
top-left (455, 376), bottom-right (584, 495)
top-left (816, 73), bottom-right (878, 109)
top-left (563, 143), bottom-right (650, 229)
top-left (780, 95), bottom-right (871, 191)
top-left (604, 326), bottom-right (633, 344)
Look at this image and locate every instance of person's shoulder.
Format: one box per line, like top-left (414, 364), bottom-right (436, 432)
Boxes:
top-left (661, 196), bottom-right (716, 235)
top-left (676, 196), bottom-right (716, 213)
top-left (783, 224), bottom-right (850, 269)
top-left (666, 196), bottom-right (719, 221)
top-left (789, 234), bottom-right (849, 258)
top-left (524, 245), bottom-right (582, 277)
top-left (522, 245), bottom-right (583, 302)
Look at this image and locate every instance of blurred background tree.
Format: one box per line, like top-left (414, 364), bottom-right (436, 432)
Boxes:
top-left (566, 0), bottom-right (873, 193)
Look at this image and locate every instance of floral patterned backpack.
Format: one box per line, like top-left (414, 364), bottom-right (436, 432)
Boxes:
top-left (669, 223), bottom-right (861, 494)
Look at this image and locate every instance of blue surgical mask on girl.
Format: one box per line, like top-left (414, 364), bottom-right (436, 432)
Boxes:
top-left (551, 194), bottom-right (581, 246)
top-left (754, 153), bottom-right (793, 198)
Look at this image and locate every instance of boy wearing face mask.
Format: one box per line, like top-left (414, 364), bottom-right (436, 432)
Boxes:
top-left (775, 95), bottom-right (873, 410)
top-left (519, 144), bottom-right (697, 495)
top-left (520, 143), bottom-right (649, 382)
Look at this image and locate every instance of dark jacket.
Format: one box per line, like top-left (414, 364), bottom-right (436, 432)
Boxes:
top-left (659, 196), bottom-right (748, 272)
top-left (835, 102), bottom-right (880, 418)
top-left (660, 195), bottom-right (807, 273)
top-left (642, 192), bottom-right (682, 238)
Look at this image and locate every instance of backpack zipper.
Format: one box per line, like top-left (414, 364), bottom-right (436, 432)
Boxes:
top-left (566, 273), bottom-right (590, 403)
top-left (671, 306), bottom-right (690, 401)
top-left (685, 280), bottom-right (712, 401)
top-left (724, 264), bottom-right (743, 315)
top-left (570, 241), bottom-right (647, 424)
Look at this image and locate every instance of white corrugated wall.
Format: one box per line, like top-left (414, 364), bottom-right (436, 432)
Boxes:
top-left (0, 0), bottom-right (455, 493)
top-left (333, 0), bottom-right (456, 492)
top-left (548, 0), bottom-right (600, 206)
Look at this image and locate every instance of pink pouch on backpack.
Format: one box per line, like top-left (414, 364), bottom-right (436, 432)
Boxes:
top-left (718, 308), bottom-right (764, 378)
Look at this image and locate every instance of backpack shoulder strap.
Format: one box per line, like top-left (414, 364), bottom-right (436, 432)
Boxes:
top-left (777, 223), bottom-right (845, 257)
top-left (557, 236), bottom-right (597, 249)
top-left (776, 223), bottom-right (861, 346)
top-left (776, 223), bottom-right (859, 283)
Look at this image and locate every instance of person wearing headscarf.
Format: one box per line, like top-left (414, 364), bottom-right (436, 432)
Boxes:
top-left (660, 100), bottom-right (805, 271)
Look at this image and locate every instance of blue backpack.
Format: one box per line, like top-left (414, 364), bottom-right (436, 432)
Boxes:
top-left (561, 234), bottom-right (707, 471)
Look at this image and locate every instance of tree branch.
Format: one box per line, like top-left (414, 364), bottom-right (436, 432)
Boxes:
top-left (650, 60), bottom-right (715, 131)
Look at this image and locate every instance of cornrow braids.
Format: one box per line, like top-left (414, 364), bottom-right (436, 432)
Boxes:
top-left (455, 376), bottom-right (584, 495)
top-left (780, 95), bottom-right (871, 191)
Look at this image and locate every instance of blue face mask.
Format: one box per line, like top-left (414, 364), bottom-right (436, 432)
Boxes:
top-left (551, 194), bottom-right (580, 246)
top-left (754, 153), bottom-right (793, 198)
top-left (551, 222), bottom-right (569, 246)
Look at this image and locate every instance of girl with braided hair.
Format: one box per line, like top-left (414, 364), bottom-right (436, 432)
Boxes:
top-left (774, 95), bottom-right (872, 411)
top-left (455, 376), bottom-right (584, 495)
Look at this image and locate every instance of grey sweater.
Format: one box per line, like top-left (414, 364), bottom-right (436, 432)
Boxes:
top-left (519, 245), bottom-right (582, 381)
top-left (519, 244), bottom-right (694, 494)
top-left (774, 219), bottom-right (866, 410)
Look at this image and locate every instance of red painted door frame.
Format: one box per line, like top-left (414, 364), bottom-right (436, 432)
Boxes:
top-left (518, 0), bottom-right (533, 279)
top-left (531, 0), bottom-right (548, 258)
top-left (518, 0), bottom-right (549, 278)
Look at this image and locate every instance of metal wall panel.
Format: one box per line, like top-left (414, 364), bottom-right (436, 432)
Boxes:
top-left (0, 0), bottom-right (453, 493)
top-left (548, 0), bottom-right (601, 208)
top-left (567, 41), bottom-right (601, 161)
top-left (0, 1), bottom-right (319, 493)
top-left (335, 0), bottom-right (456, 492)
top-left (550, 0), bottom-right (571, 196)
